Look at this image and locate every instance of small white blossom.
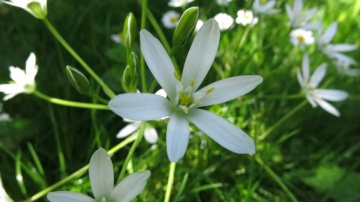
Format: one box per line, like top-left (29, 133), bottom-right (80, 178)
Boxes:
top-left (235, 10), bottom-right (259, 26)
top-left (111, 32), bottom-right (123, 44)
top-left (297, 54), bottom-right (348, 117)
top-left (109, 19), bottom-right (263, 162)
top-left (2, 0), bottom-right (47, 19)
top-left (162, 10), bottom-right (180, 29)
top-left (252, 0), bottom-right (278, 15)
top-left (0, 53), bottom-right (38, 101)
top-left (285, 0), bottom-right (320, 30)
top-left (290, 28), bottom-right (314, 47)
top-left (333, 57), bottom-right (360, 77)
top-left (47, 148), bottom-right (151, 202)
top-left (214, 13), bottom-right (234, 31)
top-left (168, 0), bottom-right (194, 7)
top-left (216, 0), bottom-right (232, 7)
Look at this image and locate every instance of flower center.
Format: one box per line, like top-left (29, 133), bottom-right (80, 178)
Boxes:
top-left (261, 0), bottom-right (268, 5)
top-left (170, 16), bottom-right (178, 23)
top-left (178, 91), bottom-right (193, 107)
top-left (298, 35), bottom-right (305, 42)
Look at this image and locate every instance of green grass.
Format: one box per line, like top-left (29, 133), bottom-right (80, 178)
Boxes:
top-left (1, 0), bottom-right (360, 201)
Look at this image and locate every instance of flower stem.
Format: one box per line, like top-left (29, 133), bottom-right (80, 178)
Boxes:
top-left (256, 94), bottom-right (303, 99)
top-left (117, 122), bottom-right (145, 183)
top-left (42, 18), bottom-right (116, 98)
top-left (140, 0), bottom-right (148, 93)
top-left (255, 156), bottom-right (298, 202)
top-left (164, 162), bottom-right (176, 202)
top-left (258, 100), bottom-right (307, 141)
top-left (33, 91), bottom-right (109, 110)
top-left (26, 134), bottom-right (137, 201)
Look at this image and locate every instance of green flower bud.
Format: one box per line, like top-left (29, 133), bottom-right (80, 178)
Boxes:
top-left (65, 65), bottom-right (91, 94)
top-left (123, 12), bottom-right (137, 49)
top-left (121, 52), bottom-right (138, 92)
top-left (27, 1), bottom-right (47, 19)
top-left (172, 7), bottom-right (199, 53)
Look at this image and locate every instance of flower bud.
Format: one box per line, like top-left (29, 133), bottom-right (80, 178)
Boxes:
top-left (121, 52), bottom-right (138, 92)
top-left (172, 7), bottom-right (199, 53)
top-left (65, 65), bottom-right (91, 94)
top-left (123, 12), bottom-right (137, 49)
top-left (27, 1), bottom-right (47, 19)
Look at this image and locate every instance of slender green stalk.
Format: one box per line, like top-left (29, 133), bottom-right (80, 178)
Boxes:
top-left (42, 18), bottom-right (116, 98)
top-left (26, 134), bottom-right (137, 201)
top-left (255, 156), bottom-right (298, 202)
top-left (258, 100), bottom-right (307, 141)
top-left (140, 0), bottom-right (148, 92)
top-left (256, 94), bottom-right (303, 99)
top-left (117, 123), bottom-right (145, 183)
top-left (33, 91), bottom-right (109, 110)
top-left (164, 162), bottom-right (177, 202)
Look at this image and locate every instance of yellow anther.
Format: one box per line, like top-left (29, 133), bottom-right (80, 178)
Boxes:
top-left (193, 99), bottom-right (201, 104)
top-left (182, 107), bottom-right (189, 114)
top-left (101, 197), bottom-right (107, 202)
top-left (206, 87), bottom-right (215, 94)
top-left (174, 71), bottom-right (180, 80)
top-left (190, 79), bottom-right (195, 87)
top-left (178, 91), bottom-right (193, 107)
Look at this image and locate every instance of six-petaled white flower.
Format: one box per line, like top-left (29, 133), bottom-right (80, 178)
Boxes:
top-left (333, 57), bottom-right (360, 77)
top-left (235, 10), bottom-right (259, 26)
top-left (168, 0), bottom-right (194, 8)
top-left (290, 28), bottom-right (314, 47)
top-left (214, 13), bottom-right (234, 31)
top-left (2, 0), bottom-right (47, 19)
top-left (162, 10), bottom-right (180, 29)
top-left (297, 54), bottom-right (348, 117)
top-left (47, 148), bottom-right (151, 202)
top-left (252, 0), bottom-right (278, 15)
top-left (0, 53), bottom-right (38, 101)
top-left (108, 19), bottom-right (263, 162)
top-left (285, 0), bottom-right (320, 30)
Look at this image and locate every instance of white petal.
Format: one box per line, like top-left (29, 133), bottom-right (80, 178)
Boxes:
top-left (89, 148), bottom-right (113, 200)
top-left (194, 75), bottom-right (263, 107)
top-left (306, 94), bottom-right (317, 107)
top-left (144, 127), bottom-right (159, 144)
top-left (322, 22), bottom-right (337, 43)
top-left (314, 98), bottom-right (341, 117)
top-left (329, 44), bottom-right (357, 52)
top-left (285, 5), bottom-right (294, 22)
top-left (109, 170), bottom-right (151, 202)
top-left (314, 89), bottom-right (348, 101)
top-left (0, 84), bottom-right (24, 94)
top-left (188, 109), bottom-right (255, 154)
top-left (297, 68), bottom-right (304, 88)
top-left (309, 64), bottom-right (326, 88)
top-left (116, 122), bottom-right (141, 138)
top-left (304, 8), bottom-right (318, 21)
top-left (294, 0), bottom-right (303, 16)
top-left (25, 52), bottom-right (38, 84)
top-left (9, 66), bottom-right (27, 85)
top-left (181, 19), bottom-right (220, 91)
top-left (47, 192), bottom-right (95, 202)
top-left (155, 88), bottom-right (167, 98)
top-left (140, 30), bottom-right (178, 102)
top-left (166, 111), bottom-right (190, 162)
top-left (108, 93), bottom-right (174, 121)
top-left (302, 54), bottom-right (310, 83)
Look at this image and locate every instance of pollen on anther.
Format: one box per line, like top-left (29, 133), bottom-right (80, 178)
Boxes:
top-left (193, 99), bottom-right (201, 104)
top-left (190, 79), bottom-right (195, 87)
top-left (206, 87), bottom-right (215, 94)
top-left (174, 71), bottom-right (180, 80)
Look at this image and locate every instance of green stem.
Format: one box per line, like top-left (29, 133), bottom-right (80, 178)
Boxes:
top-left (42, 18), bottom-right (116, 98)
top-left (255, 156), bottom-right (298, 202)
top-left (164, 162), bottom-right (177, 202)
top-left (117, 123), bottom-right (145, 183)
top-left (26, 134), bottom-right (137, 201)
top-left (256, 94), bottom-right (303, 99)
top-left (258, 100), bottom-right (307, 141)
top-left (140, 0), bottom-right (148, 93)
top-left (33, 91), bottom-right (109, 110)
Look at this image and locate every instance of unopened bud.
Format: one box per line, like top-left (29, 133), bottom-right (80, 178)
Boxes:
top-left (123, 12), bottom-right (137, 48)
top-left (65, 65), bottom-right (91, 94)
top-left (121, 52), bottom-right (138, 92)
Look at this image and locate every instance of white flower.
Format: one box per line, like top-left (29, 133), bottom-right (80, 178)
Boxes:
top-left (285, 0), bottom-right (320, 30)
top-left (297, 54), bottom-right (348, 117)
top-left (111, 32), bottom-right (123, 44)
top-left (168, 0), bottom-right (194, 7)
top-left (0, 53), bottom-right (38, 101)
top-left (162, 10), bottom-right (180, 29)
top-left (195, 19), bottom-right (204, 32)
top-left (290, 28), bottom-right (314, 47)
top-left (0, 113), bottom-right (11, 122)
top-left (47, 148), bottom-right (150, 202)
top-left (216, 0), bottom-right (232, 6)
top-left (109, 19), bottom-right (263, 162)
top-left (333, 57), bottom-right (360, 77)
top-left (235, 10), bottom-right (259, 26)
top-left (317, 22), bottom-right (357, 62)
top-left (2, 0), bottom-right (47, 19)
top-left (214, 13), bottom-right (234, 31)
top-left (252, 0), bottom-right (278, 15)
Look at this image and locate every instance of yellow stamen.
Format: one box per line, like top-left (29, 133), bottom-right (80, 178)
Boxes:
top-left (206, 87), bottom-right (215, 94)
top-left (178, 91), bottom-right (193, 107)
top-left (174, 71), bottom-right (180, 80)
top-left (298, 35), bottom-right (305, 42)
top-left (193, 99), bottom-right (201, 104)
top-left (190, 79), bottom-right (195, 87)
top-left (182, 108), bottom-right (189, 114)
